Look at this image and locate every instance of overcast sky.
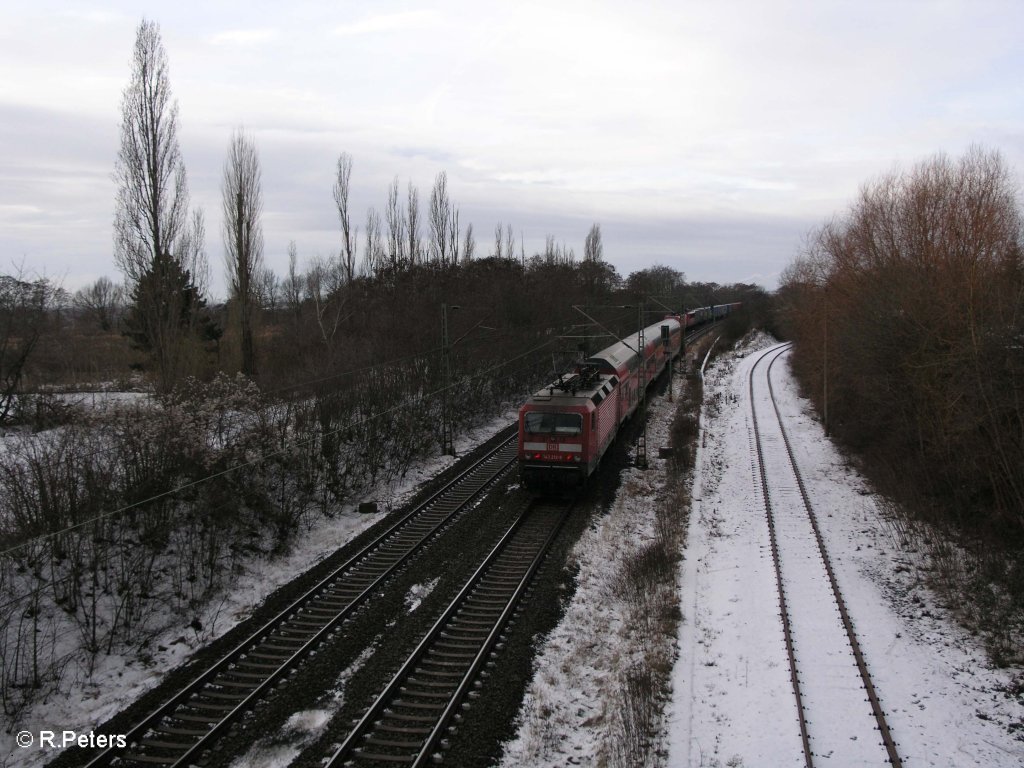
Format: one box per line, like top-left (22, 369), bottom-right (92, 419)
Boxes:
top-left (2, 0), bottom-right (1023, 296)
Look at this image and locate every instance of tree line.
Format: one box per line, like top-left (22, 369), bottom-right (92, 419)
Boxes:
top-left (777, 146), bottom-right (1024, 659)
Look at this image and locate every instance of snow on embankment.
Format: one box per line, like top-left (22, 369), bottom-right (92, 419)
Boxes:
top-left (667, 334), bottom-right (1024, 767)
top-left (498, 370), bottom-right (688, 767)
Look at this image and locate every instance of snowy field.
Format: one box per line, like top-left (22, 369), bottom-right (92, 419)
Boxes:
top-left (667, 337), bottom-right (1024, 767)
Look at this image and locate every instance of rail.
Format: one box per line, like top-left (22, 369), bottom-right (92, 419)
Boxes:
top-left (83, 428), bottom-right (519, 767)
top-left (748, 344), bottom-right (901, 767)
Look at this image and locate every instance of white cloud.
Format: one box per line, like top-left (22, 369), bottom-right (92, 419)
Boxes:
top-left (210, 28), bottom-right (278, 46)
top-left (332, 10), bottom-right (439, 37)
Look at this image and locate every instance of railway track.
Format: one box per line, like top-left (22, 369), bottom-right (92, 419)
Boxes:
top-left (326, 499), bottom-right (571, 767)
top-left (748, 344), bottom-right (901, 767)
top-left (83, 429), bottom-right (519, 768)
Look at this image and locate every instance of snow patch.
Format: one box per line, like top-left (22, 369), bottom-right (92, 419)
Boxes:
top-left (405, 577), bottom-right (440, 613)
top-left (666, 335), bottom-right (1024, 766)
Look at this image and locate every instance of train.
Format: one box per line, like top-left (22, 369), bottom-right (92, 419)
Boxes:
top-left (517, 303), bottom-right (741, 492)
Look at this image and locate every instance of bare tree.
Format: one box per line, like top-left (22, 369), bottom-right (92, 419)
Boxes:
top-left (463, 222), bottom-right (475, 262)
top-left (494, 223), bottom-right (504, 259)
top-left (254, 265), bottom-right (279, 313)
top-left (385, 176), bottom-right (406, 269)
top-left (305, 254), bottom-right (348, 351)
top-left (73, 276), bottom-right (124, 332)
top-left (429, 171), bottom-right (452, 265)
top-left (283, 241), bottom-right (303, 323)
top-left (113, 19), bottom-right (188, 284)
top-left (506, 225), bottom-right (517, 264)
top-left (407, 181), bottom-right (421, 265)
top-left (543, 235), bottom-right (575, 264)
top-left (449, 205), bottom-right (461, 265)
top-left (333, 153), bottom-right (356, 283)
top-left (179, 208), bottom-right (209, 299)
top-left (0, 271), bottom-right (55, 422)
top-left (222, 128), bottom-right (264, 375)
top-left (364, 207), bottom-right (384, 275)
top-left (584, 223), bottom-right (603, 263)
top-left (582, 223), bottom-right (608, 300)
top-left (113, 19), bottom-right (206, 390)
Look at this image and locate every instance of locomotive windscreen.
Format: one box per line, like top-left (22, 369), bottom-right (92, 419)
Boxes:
top-left (524, 412), bottom-right (583, 435)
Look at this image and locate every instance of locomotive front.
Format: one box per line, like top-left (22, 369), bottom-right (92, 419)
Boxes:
top-left (517, 396), bottom-right (594, 492)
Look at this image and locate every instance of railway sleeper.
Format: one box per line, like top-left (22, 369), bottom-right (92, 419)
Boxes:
top-left (441, 625), bottom-right (491, 638)
top-left (456, 607), bottom-right (502, 620)
top-left (419, 657), bottom-right (472, 669)
top-left (485, 567), bottom-right (529, 579)
top-left (374, 723), bottom-right (433, 735)
top-left (428, 648), bottom-right (478, 660)
top-left (298, 606), bottom-right (346, 619)
top-left (367, 551), bottom-right (405, 563)
top-left (152, 725), bottom-right (211, 738)
top-left (138, 738), bottom-right (191, 751)
top-left (261, 639), bottom-right (307, 653)
top-left (390, 698), bottom-right (447, 711)
top-left (198, 688), bottom-right (250, 702)
top-left (405, 676), bottom-right (459, 689)
top-left (244, 649), bottom-right (294, 662)
top-left (351, 748), bottom-right (419, 762)
top-left (276, 625), bottom-right (319, 637)
top-left (400, 687), bottom-right (453, 699)
top-left (412, 666), bottom-right (464, 679)
top-left (477, 578), bottom-right (522, 591)
top-left (236, 660), bottom-right (287, 672)
top-left (427, 503), bottom-right (459, 514)
top-left (219, 671), bottom-right (271, 685)
top-left (315, 595), bottom-right (357, 607)
top-left (471, 583), bottom-right (517, 595)
top-left (377, 710), bottom-right (438, 723)
top-left (172, 711), bottom-right (224, 724)
top-left (346, 567), bottom-right (391, 581)
top-left (186, 699), bottom-right (239, 713)
top-left (363, 736), bottom-right (425, 749)
top-left (214, 675), bottom-right (264, 689)
top-left (433, 640), bottom-right (480, 652)
top-left (464, 596), bottom-right (512, 608)
top-left (119, 751), bottom-right (179, 765)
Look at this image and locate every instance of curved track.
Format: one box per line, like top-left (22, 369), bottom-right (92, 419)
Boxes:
top-left (326, 499), bottom-right (571, 767)
top-left (748, 344), bottom-right (901, 767)
top-left (85, 429), bottom-right (518, 768)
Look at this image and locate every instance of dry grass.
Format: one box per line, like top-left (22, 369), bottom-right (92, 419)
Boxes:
top-left (603, 363), bottom-right (706, 767)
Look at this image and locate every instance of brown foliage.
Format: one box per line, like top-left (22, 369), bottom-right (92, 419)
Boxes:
top-left (779, 146), bottom-right (1024, 538)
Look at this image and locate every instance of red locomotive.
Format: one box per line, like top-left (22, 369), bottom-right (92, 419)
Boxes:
top-left (517, 304), bottom-right (740, 491)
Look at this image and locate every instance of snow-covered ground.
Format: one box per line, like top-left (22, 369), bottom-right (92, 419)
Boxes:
top-left (8, 332), bottom-right (1024, 767)
top-left (0, 411), bottom-right (516, 768)
top-left (667, 337), bottom-right (1024, 766)
top-left (499, 332), bottom-right (1023, 767)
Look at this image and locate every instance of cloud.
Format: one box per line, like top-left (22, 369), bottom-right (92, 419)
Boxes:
top-left (332, 10), bottom-right (438, 37)
top-left (4, 0), bottom-right (1024, 297)
top-left (210, 28), bottom-right (278, 46)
